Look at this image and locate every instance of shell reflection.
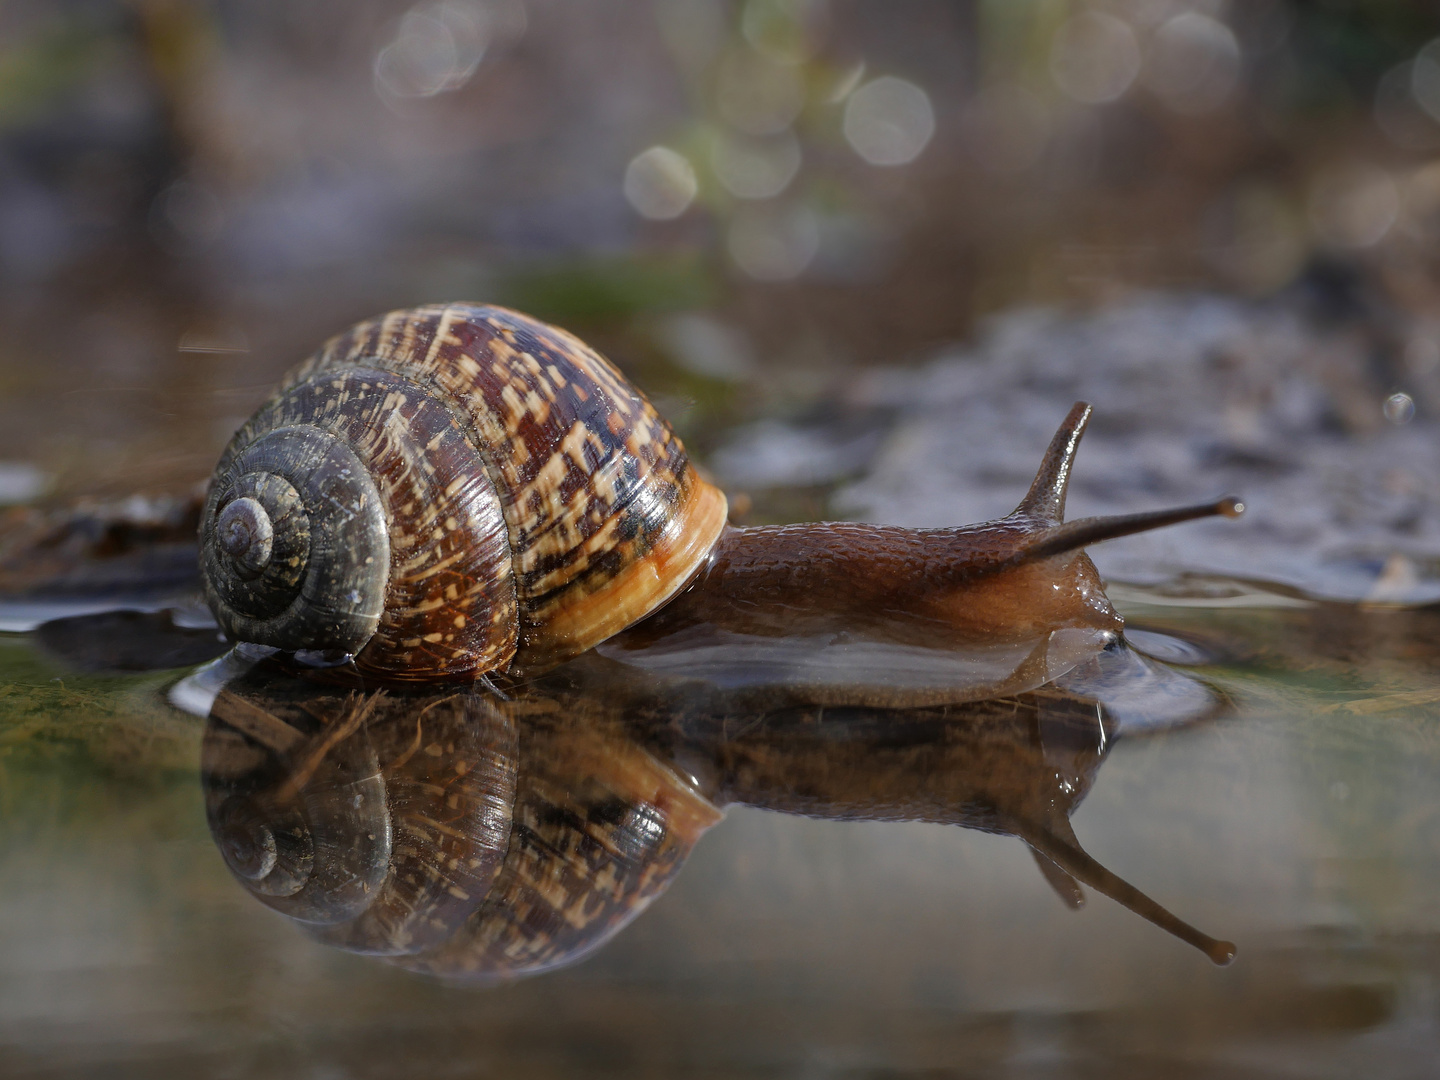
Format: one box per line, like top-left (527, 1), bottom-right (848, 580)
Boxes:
top-left (194, 638), bottom-right (1234, 983)
top-left (203, 672), bottom-right (718, 982)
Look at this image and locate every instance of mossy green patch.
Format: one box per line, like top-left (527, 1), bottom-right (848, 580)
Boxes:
top-left (497, 254), bottom-right (718, 326)
top-left (0, 634), bottom-right (201, 793)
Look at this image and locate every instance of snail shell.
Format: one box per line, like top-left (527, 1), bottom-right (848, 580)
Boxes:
top-left (201, 304), bottom-right (727, 681)
top-left (201, 663), bottom-right (721, 981)
top-left (203, 683), bottom-right (516, 955)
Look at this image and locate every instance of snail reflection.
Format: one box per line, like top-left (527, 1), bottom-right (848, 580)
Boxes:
top-left (188, 639), bottom-right (1235, 985)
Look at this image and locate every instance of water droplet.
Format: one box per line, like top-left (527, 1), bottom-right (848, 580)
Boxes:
top-left (1384, 391), bottom-right (1415, 425)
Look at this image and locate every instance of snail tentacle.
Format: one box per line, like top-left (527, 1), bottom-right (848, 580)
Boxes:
top-left (1015, 400), bottom-right (1092, 525)
top-left (1013, 497), bottom-right (1245, 567)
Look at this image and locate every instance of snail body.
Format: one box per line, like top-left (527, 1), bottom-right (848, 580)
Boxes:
top-left (201, 304), bottom-right (1240, 683)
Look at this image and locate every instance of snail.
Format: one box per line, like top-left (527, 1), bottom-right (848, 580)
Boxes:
top-left (199, 303), bottom-right (1242, 685)
top-left (190, 648), bottom-right (1235, 983)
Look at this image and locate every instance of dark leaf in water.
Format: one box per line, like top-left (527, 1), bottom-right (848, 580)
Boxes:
top-left (34, 609), bottom-right (228, 673)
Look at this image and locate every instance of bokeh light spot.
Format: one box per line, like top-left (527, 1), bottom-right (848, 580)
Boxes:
top-left (741, 0), bottom-right (824, 65)
top-left (728, 205), bottom-right (818, 280)
top-left (1412, 38), bottom-right (1440, 122)
top-left (1308, 164), bottom-right (1399, 249)
top-left (1050, 12), bottom-right (1140, 105)
top-left (1375, 61), bottom-right (1440, 150)
top-left (1145, 13), bottom-right (1241, 115)
top-left (825, 60), bottom-right (867, 105)
top-left (717, 48), bottom-right (806, 136)
top-left (373, 0), bottom-right (525, 100)
top-left (712, 131), bottom-right (802, 199)
top-left (624, 147), bottom-right (699, 220)
top-left (843, 77), bottom-right (935, 167)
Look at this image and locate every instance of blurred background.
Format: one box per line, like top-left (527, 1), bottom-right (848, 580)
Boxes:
top-left (4, 0), bottom-right (1440, 507)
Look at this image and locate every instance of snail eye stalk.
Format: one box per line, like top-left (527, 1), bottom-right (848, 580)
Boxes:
top-left (1015, 497), bottom-right (1244, 566)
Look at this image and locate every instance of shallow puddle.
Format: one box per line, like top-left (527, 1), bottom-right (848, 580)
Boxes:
top-left (2, 580), bottom-right (1440, 1077)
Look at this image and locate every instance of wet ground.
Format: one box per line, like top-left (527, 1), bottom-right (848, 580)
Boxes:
top-left (2, 281), bottom-right (1440, 1076)
top-left (6, 320), bottom-right (1440, 1074)
top-left (715, 289), bottom-right (1440, 605)
top-left (4, 577), bottom-right (1440, 1078)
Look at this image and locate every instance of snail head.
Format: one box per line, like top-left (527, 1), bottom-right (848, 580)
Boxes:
top-left (924, 402), bottom-right (1244, 642)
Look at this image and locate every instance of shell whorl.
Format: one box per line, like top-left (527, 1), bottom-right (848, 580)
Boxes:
top-left (397, 708), bottom-right (722, 982)
top-left (202, 424), bottom-right (391, 655)
top-left (201, 303), bottom-right (728, 679)
top-left (203, 369), bottom-right (515, 676)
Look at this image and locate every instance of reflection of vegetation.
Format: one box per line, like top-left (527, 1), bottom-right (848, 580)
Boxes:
top-left (1119, 588), bottom-right (1440, 707)
top-left (0, 638), bottom-right (198, 785)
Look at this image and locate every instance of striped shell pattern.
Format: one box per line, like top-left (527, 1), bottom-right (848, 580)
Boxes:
top-left (200, 304), bottom-right (729, 680)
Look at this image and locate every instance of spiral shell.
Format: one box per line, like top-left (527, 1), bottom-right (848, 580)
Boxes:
top-left (200, 304), bottom-right (729, 680)
top-left (200, 665), bottom-right (722, 980)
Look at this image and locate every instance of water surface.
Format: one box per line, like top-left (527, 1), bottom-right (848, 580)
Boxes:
top-left (3, 581), bottom-right (1439, 1078)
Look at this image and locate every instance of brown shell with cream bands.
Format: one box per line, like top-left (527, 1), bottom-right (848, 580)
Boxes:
top-left (200, 304), bottom-right (728, 681)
